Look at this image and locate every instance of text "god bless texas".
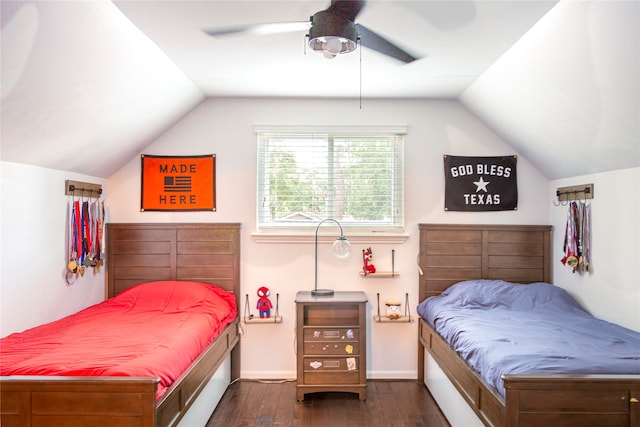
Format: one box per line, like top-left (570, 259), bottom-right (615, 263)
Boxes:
top-left (450, 163), bottom-right (512, 178)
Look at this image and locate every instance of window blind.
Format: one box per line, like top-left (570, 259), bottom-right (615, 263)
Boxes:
top-left (256, 130), bottom-right (404, 230)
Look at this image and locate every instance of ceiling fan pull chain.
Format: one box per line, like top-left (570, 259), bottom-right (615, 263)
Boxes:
top-left (359, 36), bottom-right (362, 110)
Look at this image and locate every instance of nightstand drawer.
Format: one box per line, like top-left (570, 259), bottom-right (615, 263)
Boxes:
top-left (303, 341), bottom-right (359, 355)
top-left (303, 328), bottom-right (359, 341)
top-left (304, 370), bottom-right (360, 385)
top-left (303, 356), bottom-right (359, 371)
top-left (303, 357), bottom-right (360, 384)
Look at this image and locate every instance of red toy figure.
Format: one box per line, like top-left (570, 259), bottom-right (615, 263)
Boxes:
top-left (256, 286), bottom-right (273, 318)
top-left (362, 247), bottom-right (376, 275)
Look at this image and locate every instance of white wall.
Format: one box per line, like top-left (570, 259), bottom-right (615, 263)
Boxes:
top-left (5, 99), bottom-right (636, 377)
top-left (107, 98), bottom-right (550, 379)
top-left (0, 161), bottom-right (107, 337)
top-left (4, 98), bottom-right (637, 377)
top-left (549, 167), bottom-right (640, 331)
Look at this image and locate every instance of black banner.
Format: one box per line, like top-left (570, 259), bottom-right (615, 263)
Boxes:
top-left (444, 155), bottom-right (518, 211)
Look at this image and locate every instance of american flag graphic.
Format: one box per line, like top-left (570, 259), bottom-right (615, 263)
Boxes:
top-left (164, 176), bottom-right (192, 192)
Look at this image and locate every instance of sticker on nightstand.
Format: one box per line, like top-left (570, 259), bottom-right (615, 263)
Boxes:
top-left (313, 330), bottom-right (320, 338)
top-left (346, 329), bottom-right (354, 339)
top-left (346, 357), bottom-right (357, 371)
top-left (345, 344), bottom-right (353, 354)
top-left (309, 361), bottom-right (322, 369)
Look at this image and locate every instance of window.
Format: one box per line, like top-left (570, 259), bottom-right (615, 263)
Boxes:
top-left (256, 127), bottom-right (405, 233)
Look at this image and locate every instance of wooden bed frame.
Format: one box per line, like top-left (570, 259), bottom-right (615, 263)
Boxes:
top-left (417, 224), bottom-right (640, 427)
top-left (1, 223), bottom-right (241, 427)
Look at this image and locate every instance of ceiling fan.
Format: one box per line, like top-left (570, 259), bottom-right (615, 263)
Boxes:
top-left (202, 0), bottom-right (419, 63)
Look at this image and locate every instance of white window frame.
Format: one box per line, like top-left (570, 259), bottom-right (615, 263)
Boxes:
top-left (254, 125), bottom-right (406, 241)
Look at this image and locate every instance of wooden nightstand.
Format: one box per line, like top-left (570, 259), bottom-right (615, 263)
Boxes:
top-left (295, 291), bottom-right (368, 401)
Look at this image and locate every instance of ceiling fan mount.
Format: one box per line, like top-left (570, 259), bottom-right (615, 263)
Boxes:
top-left (203, 0), bottom-right (419, 63)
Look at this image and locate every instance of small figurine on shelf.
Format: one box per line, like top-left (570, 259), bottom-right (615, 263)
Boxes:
top-left (362, 247), bottom-right (376, 276)
top-left (385, 299), bottom-right (402, 320)
top-left (256, 286), bottom-right (273, 318)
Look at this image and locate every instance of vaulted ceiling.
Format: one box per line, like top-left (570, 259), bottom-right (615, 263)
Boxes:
top-left (1, 1), bottom-right (638, 180)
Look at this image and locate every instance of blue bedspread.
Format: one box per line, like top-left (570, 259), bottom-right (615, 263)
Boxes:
top-left (417, 280), bottom-right (640, 397)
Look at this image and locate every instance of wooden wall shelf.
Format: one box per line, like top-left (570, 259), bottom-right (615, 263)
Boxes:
top-left (244, 316), bottom-right (282, 324)
top-left (373, 315), bottom-right (413, 323)
top-left (359, 272), bottom-right (399, 278)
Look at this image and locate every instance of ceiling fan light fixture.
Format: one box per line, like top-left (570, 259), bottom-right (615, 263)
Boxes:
top-left (316, 36), bottom-right (355, 59)
top-left (308, 11), bottom-right (357, 59)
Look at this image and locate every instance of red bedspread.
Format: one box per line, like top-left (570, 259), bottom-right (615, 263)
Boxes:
top-left (0, 281), bottom-right (237, 399)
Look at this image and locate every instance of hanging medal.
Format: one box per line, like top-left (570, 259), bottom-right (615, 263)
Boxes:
top-left (66, 198), bottom-right (78, 284)
top-left (567, 202), bottom-right (579, 272)
top-left (67, 200), bottom-right (77, 272)
top-left (82, 200), bottom-right (91, 268)
top-left (562, 201), bottom-right (579, 272)
top-left (91, 200), bottom-right (98, 269)
top-left (89, 200), bottom-right (98, 268)
top-left (74, 200), bottom-right (85, 277)
top-left (99, 200), bottom-right (105, 265)
top-left (581, 200), bottom-right (591, 272)
top-left (96, 199), bottom-right (105, 267)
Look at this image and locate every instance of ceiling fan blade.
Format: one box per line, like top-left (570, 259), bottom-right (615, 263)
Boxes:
top-left (203, 21), bottom-right (310, 37)
top-left (355, 24), bottom-right (420, 63)
top-left (326, 0), bottom-right (365, 22)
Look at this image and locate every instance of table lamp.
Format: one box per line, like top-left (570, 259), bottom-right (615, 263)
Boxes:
top-left (312, 218), bottom-right (350, 296)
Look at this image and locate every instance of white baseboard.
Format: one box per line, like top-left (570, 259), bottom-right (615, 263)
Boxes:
top-left (367, 370), bottom-right (416, 380)
top-left (240, 370), bottom-right (416, 380)
top-left (240, 370), bottom-right (296, 380)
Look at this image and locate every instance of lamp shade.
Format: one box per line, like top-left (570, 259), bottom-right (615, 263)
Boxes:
top-left (333, 236), bottom-right (351, 258)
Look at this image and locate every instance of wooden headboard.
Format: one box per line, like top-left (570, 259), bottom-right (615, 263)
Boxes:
top-left (106, 223), bottom-right (241, 305)
top-left (418, 224), bottom-right (552, 302)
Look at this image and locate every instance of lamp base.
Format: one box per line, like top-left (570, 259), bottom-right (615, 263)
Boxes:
top-left (311, 288), bottom-right (334, 297)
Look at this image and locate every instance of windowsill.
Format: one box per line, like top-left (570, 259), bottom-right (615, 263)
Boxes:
top-left (251, 231), bottom-right (410, 244)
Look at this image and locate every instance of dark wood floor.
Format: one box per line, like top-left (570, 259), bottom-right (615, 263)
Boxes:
top-left (206, 379), bottom-right (450, 427)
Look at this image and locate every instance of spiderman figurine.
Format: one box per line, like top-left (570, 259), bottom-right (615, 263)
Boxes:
top-left (256, 286), bottom-right (273, 318)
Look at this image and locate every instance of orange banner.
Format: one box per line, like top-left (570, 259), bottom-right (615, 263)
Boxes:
top-left (141, 155), bottom-right (216, 211)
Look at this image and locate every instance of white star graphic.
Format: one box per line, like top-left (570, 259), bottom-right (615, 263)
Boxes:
top-left (474, 176), bottom-right (490, 192)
